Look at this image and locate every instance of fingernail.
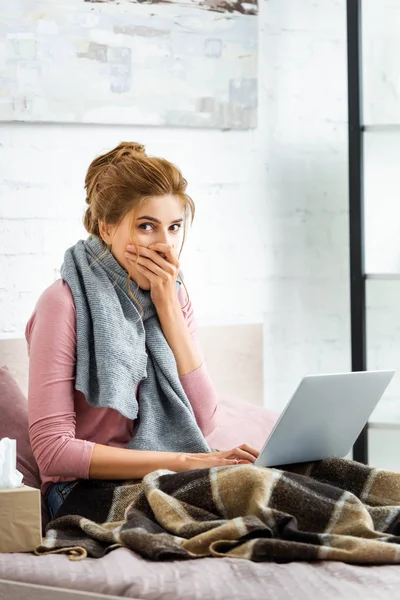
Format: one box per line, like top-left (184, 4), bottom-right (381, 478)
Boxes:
top-left (127, 244), bottom-right (135, 250)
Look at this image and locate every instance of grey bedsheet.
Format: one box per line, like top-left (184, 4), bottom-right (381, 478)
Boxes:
top-left (1, 550), bottom-right (400, 600)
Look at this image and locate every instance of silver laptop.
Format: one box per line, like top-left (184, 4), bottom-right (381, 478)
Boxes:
top-left (255, 370), bottom-right (395, 467)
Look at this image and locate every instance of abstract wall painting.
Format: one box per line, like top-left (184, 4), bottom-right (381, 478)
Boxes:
top-left (0, 0), bottom-right (258, 129)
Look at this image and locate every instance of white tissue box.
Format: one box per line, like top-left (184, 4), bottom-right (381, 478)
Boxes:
top-left (0, 485), bottom-right (42, 553)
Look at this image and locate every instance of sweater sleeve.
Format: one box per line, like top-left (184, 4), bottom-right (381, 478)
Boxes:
top-left (178, 286), bottom-right (218, 437)
top-left (26, 281), bottom-right (94, 479)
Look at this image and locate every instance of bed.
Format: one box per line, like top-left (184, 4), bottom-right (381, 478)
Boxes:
top-left (1, 334), bottom-right (400, 600)
top-left (1, 547), bottom-right (400, 600)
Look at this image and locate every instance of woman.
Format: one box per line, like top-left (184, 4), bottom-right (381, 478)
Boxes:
top-left (26, 142), bottom-right (259, 520)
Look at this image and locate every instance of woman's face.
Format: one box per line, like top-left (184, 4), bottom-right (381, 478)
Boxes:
top-left (100, 194), bottom-right (185, 290)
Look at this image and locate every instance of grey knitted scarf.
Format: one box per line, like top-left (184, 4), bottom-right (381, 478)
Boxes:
top-left (60, 236), bottom-right (210, 454)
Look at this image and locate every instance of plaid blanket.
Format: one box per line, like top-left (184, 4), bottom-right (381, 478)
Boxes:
top-left (36, 458), bottom-right (400, 563)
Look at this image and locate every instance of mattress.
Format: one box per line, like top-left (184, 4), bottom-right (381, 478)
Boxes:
top-left (1, 549), bottom-right (400, 600)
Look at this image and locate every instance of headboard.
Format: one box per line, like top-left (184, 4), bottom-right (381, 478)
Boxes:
top-left (0, 324), bottom-right (263, 405)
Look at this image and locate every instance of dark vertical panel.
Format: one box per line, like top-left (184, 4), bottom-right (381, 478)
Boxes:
top-left (347, 0), bottom-right (368, 463)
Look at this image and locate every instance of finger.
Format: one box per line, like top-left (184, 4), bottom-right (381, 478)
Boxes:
top-left (226, 447), bottom-right (257, 463)
top-left (148, 242), bottom-right (174, 253)
top-left (135, 264), bottom-right (158, 283)
top-left (235, 450), bottom-right (257, 463)
top-left (124, 249), bottom-right (165, 272)
top-left (216, 459), bottom-right (244, 466)
top-left (124, 250), bottom-right (138, 265)
top-left (238, 444), bottom-right (260, 458)
top-left (134, 255), bottom-right (176, 278)
top-left (126, 246), bottom-right (177, 271)
top-left (210, 450), bottom-right (254, 465)
top-left (190, 455), bottom-right (241, 467)
top-left (127, 244), bottom-right (168, 259)
top-left (148, 243), bottom-right (179, 267)
top-left (217, 445), bottom-right (259, 460)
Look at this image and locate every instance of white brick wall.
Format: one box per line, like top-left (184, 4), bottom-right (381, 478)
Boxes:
top-left (0, 0), bottom-right (352, 413)
top-left (261, 0), bottom-right (351, 412)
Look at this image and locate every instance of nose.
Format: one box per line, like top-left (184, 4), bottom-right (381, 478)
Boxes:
top-left (156, 227), bottom-right (172, 246)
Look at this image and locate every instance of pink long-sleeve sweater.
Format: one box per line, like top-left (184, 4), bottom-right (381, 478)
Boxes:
top-left (25, 280), bottom-right (218, 495)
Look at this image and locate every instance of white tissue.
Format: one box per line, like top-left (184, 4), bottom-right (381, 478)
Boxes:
top-left (0, 438), bottom-right (23, 489)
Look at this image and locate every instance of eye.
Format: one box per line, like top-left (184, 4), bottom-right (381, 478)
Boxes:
top-left (138, 223), bottom-right (153, 231)
top-left (170, 224), bottom-right (182, 232)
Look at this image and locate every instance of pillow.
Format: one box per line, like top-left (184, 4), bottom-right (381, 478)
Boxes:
top-left (0, 366), bottom-right (41, 489)
top-left (206, 394), bottom-right (279, 452)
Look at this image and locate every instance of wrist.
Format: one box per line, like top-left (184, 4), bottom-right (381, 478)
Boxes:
top-left (171, 452), bottom-right (190, 472)
top-left (155, 296), bottom-right (182, 320)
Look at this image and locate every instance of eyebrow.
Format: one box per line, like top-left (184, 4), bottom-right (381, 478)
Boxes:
top-left (136, 216), bottom-right (184, 224)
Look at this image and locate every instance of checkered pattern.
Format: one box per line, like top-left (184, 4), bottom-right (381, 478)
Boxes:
top-left (36, 458), bottom-right (400, 563)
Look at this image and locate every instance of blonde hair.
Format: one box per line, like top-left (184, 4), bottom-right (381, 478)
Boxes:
top-left (84, 141), bottom-right (193, 308)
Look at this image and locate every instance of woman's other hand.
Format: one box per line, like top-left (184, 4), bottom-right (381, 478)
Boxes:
top-left (177, 444), bottom-right (260, 471)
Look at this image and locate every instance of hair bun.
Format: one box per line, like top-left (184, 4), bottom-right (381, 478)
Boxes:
top-left (111, 142), bottom-right (146, 163)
